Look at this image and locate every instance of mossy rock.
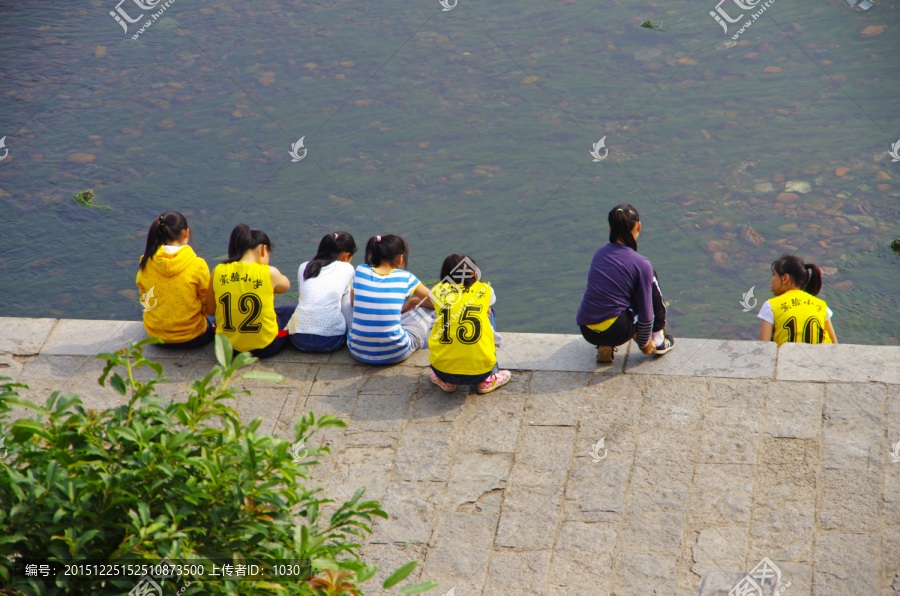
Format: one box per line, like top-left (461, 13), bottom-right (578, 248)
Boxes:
top-left (73, 189), bottom-right (111, 210)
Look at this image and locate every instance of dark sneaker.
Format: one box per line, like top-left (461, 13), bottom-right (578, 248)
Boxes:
top-left (654, 334), bottom-right (675, 355)
top-left (596, 345), bottom-right (617, 363)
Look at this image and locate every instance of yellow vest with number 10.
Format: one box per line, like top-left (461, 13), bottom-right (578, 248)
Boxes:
top-left (212, 261), bottom-right (279, 352)
top-left (428, 281), bottom-right (495, 376)
top-left (768, 289), bottom-right (832, 347)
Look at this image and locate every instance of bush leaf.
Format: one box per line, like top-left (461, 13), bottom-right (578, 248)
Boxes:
top-left (383, 562), bottom-right (418, 589)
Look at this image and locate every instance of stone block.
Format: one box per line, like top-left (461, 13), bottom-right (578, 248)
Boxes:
top-left (443, 452), bottom-right (511, 513)
top-left (0, 317), bottom-right (57, 355)
top-left (393, 422), bottom-right (455, 481)
top-left (564, 451), bottom-right (630, 522)
top-left (619, 488), bottom-right (688, 554)
top-left (484, 549), bottom-right (552, 596)
top-left (232, 387), bottom-right (292, 435)
top-left (426, 511), bottom-right (498, 578)
top-left (409, 383), bottom-right (467, 423)
top-left (523, 372), bottom-right (593, 427)
top-left (455, 394), bottom-right (524, 453)
top-left (348, 392), bottom-right (410, 434)
top-left (330, 446), bottom-right (395, 503)
top-left (613, 552), bottom-right (677, 596)
top-left (496, 485), bottom-right (563, 549)
top-left (689, 464), bottom-right (754, 525)
top-left (371, 480), bottom-right (444, 545)
top-left (546, 521), bottom-right (616, 590)
top-left (508, 426), bottom-right (576, 487)
top-left (813, 534), bottom-right (879, 596)
top-left (765, 382), bottom-right (824, 439)
top-left (359, 543), bottom-right (427, 588)
top-left (690, 527), bottom-right (747, 588)
top-left (818, 469), bottom-right (880, 532)
top-left (497, 332), bottom-right (628, 373)
top-left (777, 343), bottom-right (900, 384)
top-left (631, 429), bottom-right (698, 491)
top-left (308, 364), bottom-right (367, 396)
top-left (360, 366), bottom-right (423, 395)
top-left (239, 361), bottom-right (317, 388)
top-left (0, 353), bottom-right (25, 382)
top-left (626, 338), bottom-right (776, 379)
top-left (707, 378), bottom-right (769, 409)
top-left (698, 407), bottom-right (761, 464)
top-left (639, 376), bottom-right (707, 431)
top-left (41, 320), bottom-right (147, 356)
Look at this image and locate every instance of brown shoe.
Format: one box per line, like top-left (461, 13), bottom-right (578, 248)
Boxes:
top-left (596, 345), bottom-right (616, 363)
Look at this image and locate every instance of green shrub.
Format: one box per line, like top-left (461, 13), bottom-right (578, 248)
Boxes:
top-left (0, 336), bottom-right (437, 596)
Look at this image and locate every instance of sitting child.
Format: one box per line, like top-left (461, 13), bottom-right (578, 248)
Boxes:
top-left (136, 211), bottom-right (214, 348)
top-left (347, 234), bottom-right (435, 364)
top-left (428, 254), bottom-right (511, 394)
top-left (758, 254), bottom-right (837, 346)
top-left (207, 224), bottom-right (293, 357)
top-left (286, 232), bottom-right (357, 352)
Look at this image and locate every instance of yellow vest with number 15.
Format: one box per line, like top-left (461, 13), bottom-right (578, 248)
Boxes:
top-left (212, 261), bottom-right (279, 352)
top-left (768, 289), bottom-right (832, 347)
top-left (428, 281), bottom-right (495, 376)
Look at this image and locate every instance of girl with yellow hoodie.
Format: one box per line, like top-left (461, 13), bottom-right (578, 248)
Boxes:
top-left (136, 212), bottom-right (215, 348)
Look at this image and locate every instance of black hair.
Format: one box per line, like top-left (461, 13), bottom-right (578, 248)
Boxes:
top-left (140, 211), bottom-right (190, 271)
top-left (224, 223), bottom-right (272, 263)
top-left (364, 234), bottom-right (409, 268)
top-left (772, 253), bottom-right (822, 296)
top-left (305, 232), bottom-right (357, 280)
top-left (440, 254), bottom-right (480, 289)
top-left (608, 204), bottom-right (641, 251)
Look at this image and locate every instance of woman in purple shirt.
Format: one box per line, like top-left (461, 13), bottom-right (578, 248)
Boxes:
top-left (576, 204), bottom-right (675, 363)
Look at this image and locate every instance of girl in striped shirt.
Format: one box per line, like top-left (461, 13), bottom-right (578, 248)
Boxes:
top-left (347, 234), bottom-right (435, 364)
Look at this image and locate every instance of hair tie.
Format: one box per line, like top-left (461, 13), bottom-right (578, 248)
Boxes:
top-left (376, 235), bottom-right (381, 242)
top-left (157, 216), bottom-right (165, 228)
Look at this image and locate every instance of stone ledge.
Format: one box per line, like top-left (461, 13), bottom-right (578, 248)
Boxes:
top-left (0, 318), bottom-right (898, 383)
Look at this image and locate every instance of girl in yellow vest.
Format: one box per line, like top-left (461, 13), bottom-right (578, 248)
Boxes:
top-left (206, 224), bottom-right (293, 357)
top-left (428, 254), bottom-right (511, 394)
top-left (758, 254), bottom-right (838, 347)
top-left (136, 211), bottom-right (215, 349)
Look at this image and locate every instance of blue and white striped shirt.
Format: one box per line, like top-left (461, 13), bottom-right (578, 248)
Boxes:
top-left (348, 265), bottom-right (422, 364)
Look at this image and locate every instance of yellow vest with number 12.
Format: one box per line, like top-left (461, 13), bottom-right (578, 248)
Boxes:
top-left (768, 289), bottom-right (832, 347)
top-left (428, 281), bottom-right (495, 375)
top-left (213, 261), bottom-right (279, 352)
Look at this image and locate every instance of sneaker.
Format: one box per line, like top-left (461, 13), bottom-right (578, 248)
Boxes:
top-left (654, 334), bottom-right (675, 355)
top-left (429, 369), bottom-right (457, 393)
top-left (596, 345), bottom-right (617, 363)
top-left (476, 370), bottom-right (512, 394)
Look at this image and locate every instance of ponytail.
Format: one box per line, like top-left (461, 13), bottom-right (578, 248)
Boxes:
top-left (224, 223), bottom-right (272, 263)
top-left (608, 204), bottom-right (640, 251)
top-left (772, 254), bottom-right (822, 296)
top-left (140, 211), bottom-right (189, 270)
top-left (305, 231), bottom-right (357, 280)
top-left (364, 234), bottom-right (409, 268)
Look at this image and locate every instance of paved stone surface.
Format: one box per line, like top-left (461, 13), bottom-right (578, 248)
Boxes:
top-left (2, 319), bottom-right (899, 595)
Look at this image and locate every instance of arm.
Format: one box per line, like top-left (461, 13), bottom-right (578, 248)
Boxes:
top-left (401, 283), bottom-right (433, 313)
top-left (824, 319), bottom-right (837, 344)
top-left (197, 262), bottom-right (210, 314)
top-left (269, 266), bottom-right (291, 294)
top-left (759, 320), bottom-right (774, 342)
top-left (206, 275), bottom-right (217, 316)
top-left (636, 263), bottom-right (655, 350)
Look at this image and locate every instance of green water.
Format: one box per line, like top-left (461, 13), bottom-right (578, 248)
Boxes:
top-left (1, 0), bottom-right (898, 344)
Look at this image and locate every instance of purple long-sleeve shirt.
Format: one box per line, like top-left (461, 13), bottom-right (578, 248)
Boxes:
top-left (576, 243), bottom-right (655, 344)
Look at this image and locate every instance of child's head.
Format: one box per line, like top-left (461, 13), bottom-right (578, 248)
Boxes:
top-left (608, 204), bottom-right (641, 251)
top-left (225, 223), bottom-right (272, 264)
top-left (305, 232), bottom-right (357, 280)
top-left (770, 253), bottom-right (822, 296)
top-left (365, 234), bottom-right (409, 269)
top-left (440, 254), bottom-right (480, 289)
top-left (140, 211), bottom-right (190, 270)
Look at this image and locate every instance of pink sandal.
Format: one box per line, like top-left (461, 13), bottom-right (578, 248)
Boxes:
top-left (476, 370), bottom-right (512, 394)
top-left (429, 369), bottom-right (457, 393)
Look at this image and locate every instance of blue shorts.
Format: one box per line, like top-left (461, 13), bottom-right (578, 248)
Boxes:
top-left (290, 332), bottom-right (346, 353)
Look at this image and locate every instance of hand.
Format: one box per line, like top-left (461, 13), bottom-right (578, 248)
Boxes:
top-left (640, 340), bottom-right (656, 355)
